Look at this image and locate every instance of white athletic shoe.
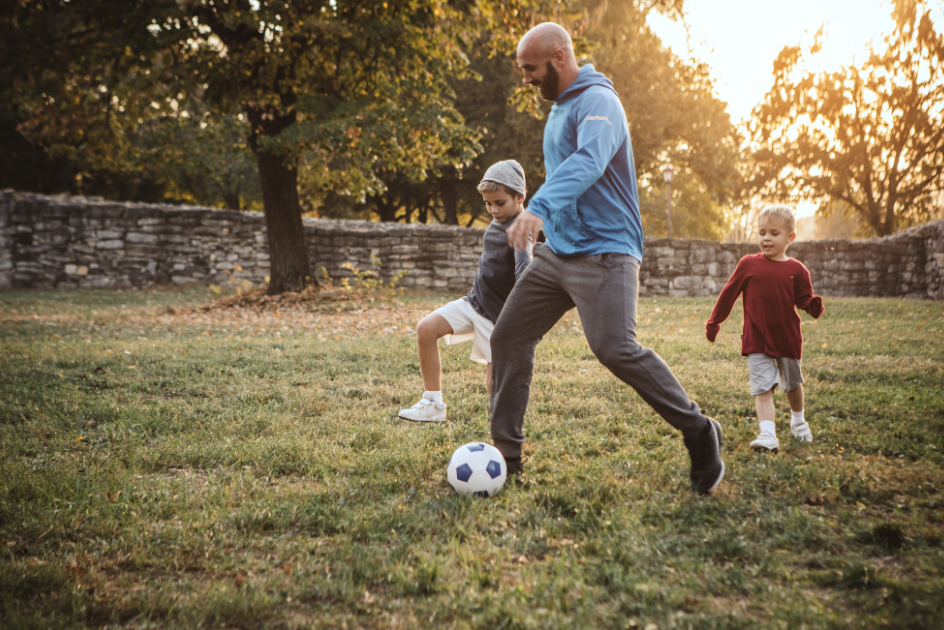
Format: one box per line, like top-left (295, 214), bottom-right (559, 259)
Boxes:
top-left (750, 432), bottom-right (780, 453)
top-left (398, 399), bottom-right (446, 423)
top-left (790, 421), bottom-right (813, 442)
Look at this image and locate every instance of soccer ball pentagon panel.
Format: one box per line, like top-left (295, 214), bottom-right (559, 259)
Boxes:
top-left (447, 442), bottom-right (507, 497)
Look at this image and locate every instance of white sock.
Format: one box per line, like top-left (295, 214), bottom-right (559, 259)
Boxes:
top-left (423, 390), bottom-right (443, 405)
top-left (759, 420), bottom-right (776, 435)
top-left (791, 409), bottom-right (805, 426)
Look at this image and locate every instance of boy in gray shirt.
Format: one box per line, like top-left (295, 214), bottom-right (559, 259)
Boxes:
top-left (398, 160), bottom-right (534, 422)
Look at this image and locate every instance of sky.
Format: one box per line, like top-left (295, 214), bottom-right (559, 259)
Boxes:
top-left (647, 0), bottom-right (900, 218)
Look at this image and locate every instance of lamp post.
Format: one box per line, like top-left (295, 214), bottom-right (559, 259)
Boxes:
top-left (662, 164), bottom-right (674, 239)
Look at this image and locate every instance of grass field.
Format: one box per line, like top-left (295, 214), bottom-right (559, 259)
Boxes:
top-left (1, 287), bottom-right (943, 629)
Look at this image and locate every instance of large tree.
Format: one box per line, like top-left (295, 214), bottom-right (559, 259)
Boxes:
top-left (3, 0), bottom-right (484, 293)
top-left (748, 0), bottom-right (944, 236)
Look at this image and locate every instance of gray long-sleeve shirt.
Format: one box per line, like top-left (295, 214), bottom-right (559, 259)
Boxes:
top-left (465, 214), bottom-right (533, 324)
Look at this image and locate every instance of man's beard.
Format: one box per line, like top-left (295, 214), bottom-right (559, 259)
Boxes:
top-left (535, 60), bottom-right (560, 101)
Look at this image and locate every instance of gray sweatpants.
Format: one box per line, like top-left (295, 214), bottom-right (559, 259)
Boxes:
top-left (489, 245), bottom-right (709, 459)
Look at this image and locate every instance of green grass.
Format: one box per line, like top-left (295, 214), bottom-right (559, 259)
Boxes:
top-left (1, 287), bottom-right (942, 629)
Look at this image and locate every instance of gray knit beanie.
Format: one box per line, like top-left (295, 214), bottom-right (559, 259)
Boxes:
top-left (480, 160), bottom-right (527, 195)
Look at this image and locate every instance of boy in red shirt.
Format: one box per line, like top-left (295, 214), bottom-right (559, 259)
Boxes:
top-left (705, 205), bottom-right (824, 452)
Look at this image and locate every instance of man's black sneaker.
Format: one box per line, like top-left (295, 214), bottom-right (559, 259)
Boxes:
top-left (505, 457), bottom-right (527, 485)
top-left (683, 417), bottom-right (725, 495)
top-left (505, 457), bottom-right (523, 476)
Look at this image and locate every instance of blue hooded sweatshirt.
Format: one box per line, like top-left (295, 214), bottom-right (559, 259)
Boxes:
top-left (526, 65), bottom-right (643, 260)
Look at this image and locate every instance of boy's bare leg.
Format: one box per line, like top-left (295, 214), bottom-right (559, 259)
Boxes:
top-left (754, 389), bottom-right (776, 422)
top-left (786, 384), bottom-right (804, 412)
top-left (415, 313), bottom-right (453, 391)
top-left (399, 313), bottom-right (453, 423)
top-left (751, 388), bottom-right (780, 452)
top-left (486, 363), bottom-right (493, 397)
top-left (786, 384), bottom-right (812, 441)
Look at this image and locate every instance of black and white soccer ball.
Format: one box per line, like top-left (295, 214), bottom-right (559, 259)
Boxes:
top-left (446, 442), bottom-right (507, 497)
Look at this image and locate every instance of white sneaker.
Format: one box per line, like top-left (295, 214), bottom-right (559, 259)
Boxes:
top-left (790, 421), bottom-right (813, 442)
top-left (750, 432), bottom-right (780, 452)
top-left (398, 399), bottom-right (446, 423)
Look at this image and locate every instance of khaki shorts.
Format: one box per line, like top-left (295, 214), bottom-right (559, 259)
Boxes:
top-left (434, 298), bottom-right (494, 365)
top-left (748, 353), bottom-right (804, 396)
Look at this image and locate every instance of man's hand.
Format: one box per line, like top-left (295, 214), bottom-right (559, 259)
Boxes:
top-left (508, 210), bottom-right (543, 252)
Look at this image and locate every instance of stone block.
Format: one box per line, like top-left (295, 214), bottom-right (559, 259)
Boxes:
top-left (670, 276), bottom-right (702, 290)
top-left (126, 232), bottom-right (161, 245)
top-left (648, 247), bottom-right (674, 258)
top-left (691, 247), bottom-right (716, 264)
top-left (656, 256), bottom-right (685, 270)
top-left (64, 264), bottom-right (89, 276)
top-left (89, 276), bottom-right (117, 289)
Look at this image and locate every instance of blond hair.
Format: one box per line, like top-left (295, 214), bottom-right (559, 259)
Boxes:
top-left (476, 180), bottom-right (520, 197)
top-left (758, 205), bottom-right (796, 233)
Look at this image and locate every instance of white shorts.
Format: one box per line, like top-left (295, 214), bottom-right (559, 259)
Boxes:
top-left (748, 353), bottom-right (804, 396)
top-left (433, 298), bottom-right (494, 365)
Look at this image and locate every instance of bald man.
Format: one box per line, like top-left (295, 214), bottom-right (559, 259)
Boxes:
top-left (489, 23), bottom-right (725, 495)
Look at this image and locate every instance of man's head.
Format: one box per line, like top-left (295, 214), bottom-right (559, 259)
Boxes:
top-left (757, 205), bottom-right (797, 260)
top-left (478, 160), bottom-right (527, 223)
top-left (516, 23), bottom-right (580, 101)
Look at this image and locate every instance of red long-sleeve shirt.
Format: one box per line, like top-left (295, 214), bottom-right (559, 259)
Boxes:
top-left (706, 253), bottom-right (824, 359)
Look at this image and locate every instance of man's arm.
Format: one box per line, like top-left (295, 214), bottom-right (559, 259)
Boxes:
top-left (508, 211), bottom-right (542, 252)
top-left (525, 89), bottom-right (625, 222)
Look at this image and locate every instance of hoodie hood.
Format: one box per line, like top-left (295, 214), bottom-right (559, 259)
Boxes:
top-left (555, 64), bottom-right (618, 104)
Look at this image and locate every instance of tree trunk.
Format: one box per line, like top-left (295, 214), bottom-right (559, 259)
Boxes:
top-left (246, 103), bottom-right (315, 295)
top-left (375, 196), bottom-right (398, 222)
top-left (440, 173), bottom-right (459, 225)
top-left (222, 188), bottom-right (241, 211)
top-left (254, 148), bottom-right (313, 294)
top-left (883, 195), bottom-right (897, 237)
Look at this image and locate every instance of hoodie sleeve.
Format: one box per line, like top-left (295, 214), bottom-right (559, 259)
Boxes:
top-left (526, 88), bottom-right (625, 221)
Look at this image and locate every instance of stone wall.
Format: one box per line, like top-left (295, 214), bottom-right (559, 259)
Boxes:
top-left (637, 222), bottom-right (944, 300)
top-left (2, 191), bottom-right (943, 299)
top-left (0, 191), bottom-right (482, 293)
